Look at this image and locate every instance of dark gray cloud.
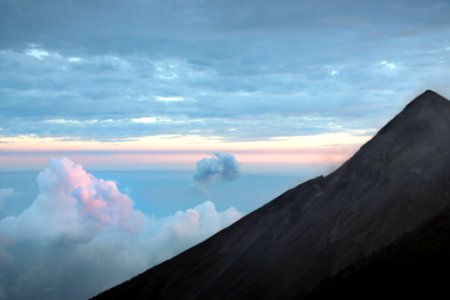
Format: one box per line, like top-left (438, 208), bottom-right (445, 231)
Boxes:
top-left (1, 0), bottom-right (450, 141)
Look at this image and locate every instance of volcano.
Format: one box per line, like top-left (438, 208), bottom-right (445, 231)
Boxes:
top-left (93, 90), bottom-right (450, 299)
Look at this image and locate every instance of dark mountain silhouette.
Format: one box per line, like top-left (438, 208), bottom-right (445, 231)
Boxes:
top-left (93, 90), bottom-right (450, 300)
top-left (304, 206), bottom-right (450, 299)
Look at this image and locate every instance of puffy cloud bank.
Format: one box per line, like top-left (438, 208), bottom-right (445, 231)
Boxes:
top-left (193, 152), bottom-right (240, 188)
top-left (0, 158), bottom-right (241, 300)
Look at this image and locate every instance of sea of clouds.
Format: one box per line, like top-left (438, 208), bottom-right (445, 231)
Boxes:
top-left (0, 156), bottom-right (242, 299)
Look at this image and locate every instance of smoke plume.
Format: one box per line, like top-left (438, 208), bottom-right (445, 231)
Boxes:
top-left (193, 152), bottom-right (240, 188)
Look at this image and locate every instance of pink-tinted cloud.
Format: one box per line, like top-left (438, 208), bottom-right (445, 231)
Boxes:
top-left (0, 158), bottom-right (242, 299)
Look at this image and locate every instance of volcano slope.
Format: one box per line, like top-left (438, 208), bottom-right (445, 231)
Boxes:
top-left (304, 206), bottom-right (450, 299)
top-left (93, 90), bottom-right (450, 300)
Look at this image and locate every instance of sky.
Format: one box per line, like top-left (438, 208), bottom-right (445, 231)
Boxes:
top-left (1, 0), bottom-right (450, 171)
top-left (1, 0), bottom-right (450, 299)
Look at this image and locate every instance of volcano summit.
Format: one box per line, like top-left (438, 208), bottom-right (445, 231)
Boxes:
top-left (94, 90), bottom-right (450, 299)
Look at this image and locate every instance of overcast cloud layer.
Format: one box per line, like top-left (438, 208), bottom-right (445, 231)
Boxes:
top-left (1, 0), bottom-right (450, 141)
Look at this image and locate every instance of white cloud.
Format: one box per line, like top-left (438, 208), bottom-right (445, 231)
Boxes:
top-left (152, 60), bottom-right (214, 81)
top-left (68, 57), bottom-right (82, 63)
top-left (330, 70), bottom-right (340, 76)
top-left (379, 60), bottom-right (397, 70)
top-left (153, 61), bottom-right (180, 80)
top-left (130, 116), bottom-right (173, 124)
top-left (130, 117), bottom-right (158, 124)
top-left (43, 119), bottom-right (109, 125)
top-left (24, 48), bottom-right (50, 60)
top-left (0, 158), bottom-right (241, 299)
top-left (155, 96), bottom-right (185, 102)
top-left (44, 119), bottom-right (83, 125)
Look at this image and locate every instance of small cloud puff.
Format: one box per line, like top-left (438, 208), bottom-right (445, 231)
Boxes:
top-left (193, 152), bottom-right (240, 188)
top-left (379, 60), bottom-right (397, 70)
top-left (24, 48), bottom-right (50, 60)
top-left (330, 70), bottom-right (340, 76)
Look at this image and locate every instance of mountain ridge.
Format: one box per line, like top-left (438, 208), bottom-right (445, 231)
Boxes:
top-left (93, 90), bottom-right (450, 300)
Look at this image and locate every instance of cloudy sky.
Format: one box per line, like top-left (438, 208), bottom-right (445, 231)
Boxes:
top-left (1, 0), bottom-right (450, 170)
top-left (2, 1), bottom-right (450, 299)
